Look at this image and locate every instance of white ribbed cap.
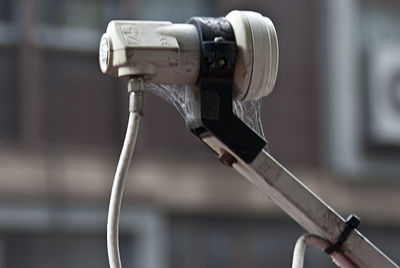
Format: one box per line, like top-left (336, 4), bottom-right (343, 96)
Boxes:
top-left (226, 10), bottom-right (279, 101)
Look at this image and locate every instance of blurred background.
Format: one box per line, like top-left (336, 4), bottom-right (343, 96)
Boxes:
top-left (0, 0), bottom-right (400, 267)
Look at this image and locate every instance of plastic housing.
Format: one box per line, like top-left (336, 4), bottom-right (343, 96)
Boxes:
top-left (99, 11), bottom-right (279, 101)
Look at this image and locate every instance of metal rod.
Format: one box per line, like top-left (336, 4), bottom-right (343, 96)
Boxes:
top-left (231, 148), bottom-right (398, 268)
top-left (202, 135), bottom-right (398, 268)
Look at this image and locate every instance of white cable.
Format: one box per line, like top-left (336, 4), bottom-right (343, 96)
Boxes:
top-left (292, 234), bottom-right (331, 268)
top-left (107, 87), bottom-right (142, 268)
top-left (291, 234), bottom-right (357, 268)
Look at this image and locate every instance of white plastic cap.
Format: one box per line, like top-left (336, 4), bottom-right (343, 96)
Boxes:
top-left (226, 10), bottom-right (279, 101)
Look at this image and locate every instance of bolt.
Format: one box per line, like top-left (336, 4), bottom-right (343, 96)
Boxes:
top-left (128, 77), bottom-right (145, 92)
top-left (218, 58), bottom-right (226, 67)
top-left (214, 36), bottom-right (225, 43)
top-left (218, 150), bottom-right (237, 167)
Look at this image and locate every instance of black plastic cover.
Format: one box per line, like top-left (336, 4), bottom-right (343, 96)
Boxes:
top-left (187, 16), bottom-right (266, 163)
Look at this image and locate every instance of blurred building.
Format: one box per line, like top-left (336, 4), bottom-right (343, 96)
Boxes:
top-left (0, 0), bottom-right (399, 267)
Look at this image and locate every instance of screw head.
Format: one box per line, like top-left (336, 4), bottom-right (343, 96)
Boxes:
top-left (218, 58), bottom-right (226, 67)
top-left (218, 150), bottom-right (237, 167)
top-left (214, 36), bottom-right (225, 43)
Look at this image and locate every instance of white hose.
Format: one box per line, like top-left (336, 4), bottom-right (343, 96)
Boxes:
top-left (107, 110), bottom-right (141, 268)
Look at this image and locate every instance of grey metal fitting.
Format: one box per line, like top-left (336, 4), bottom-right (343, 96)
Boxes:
top-left (128, 77), bottom-right (145, 114)
top-left (128, 77), bottom-right (146, 92)
top-left (129, 91), bottom-right (143, 114)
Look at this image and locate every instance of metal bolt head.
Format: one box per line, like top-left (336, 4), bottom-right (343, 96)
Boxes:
top-left (218, 150), bottom-right (237, 167)
top-left (218, 58), bottom-right (226, 67)
top-left (128, 77), bottom-right (145, 92)
top-left (214, 36), bottom-right (225, 43)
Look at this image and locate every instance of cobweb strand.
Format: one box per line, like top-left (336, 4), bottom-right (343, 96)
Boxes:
top-left (147, 83), bottom-right (267, 143)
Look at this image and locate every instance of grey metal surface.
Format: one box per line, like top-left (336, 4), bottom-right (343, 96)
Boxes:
top-left (202, 135), bottom-right (398, 268)
top-left (232, 147), bottom-right (398, 268)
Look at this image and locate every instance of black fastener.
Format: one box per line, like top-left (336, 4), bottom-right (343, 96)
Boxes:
top-left (186, 16), bottom-right (266, 163)
top-left (325, 214), bottom-right (361, 255)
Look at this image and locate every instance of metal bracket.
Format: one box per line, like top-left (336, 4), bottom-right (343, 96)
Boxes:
top-left (187, 16), bottom-right (266, 163)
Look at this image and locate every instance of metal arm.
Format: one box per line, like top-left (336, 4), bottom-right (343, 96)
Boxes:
top-left (184, 16), bottom-right (398, 268)
top-left (232, 146), bottom-right (397, 268)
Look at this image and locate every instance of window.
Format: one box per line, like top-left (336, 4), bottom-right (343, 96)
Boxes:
top-left (38, 0), bottom-right (121, 51)
top-left (0, 0), bottom-right (12, 22)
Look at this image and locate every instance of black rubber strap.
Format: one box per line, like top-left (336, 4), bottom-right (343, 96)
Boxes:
top-left (325, 214), bottom-right (361, 255)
